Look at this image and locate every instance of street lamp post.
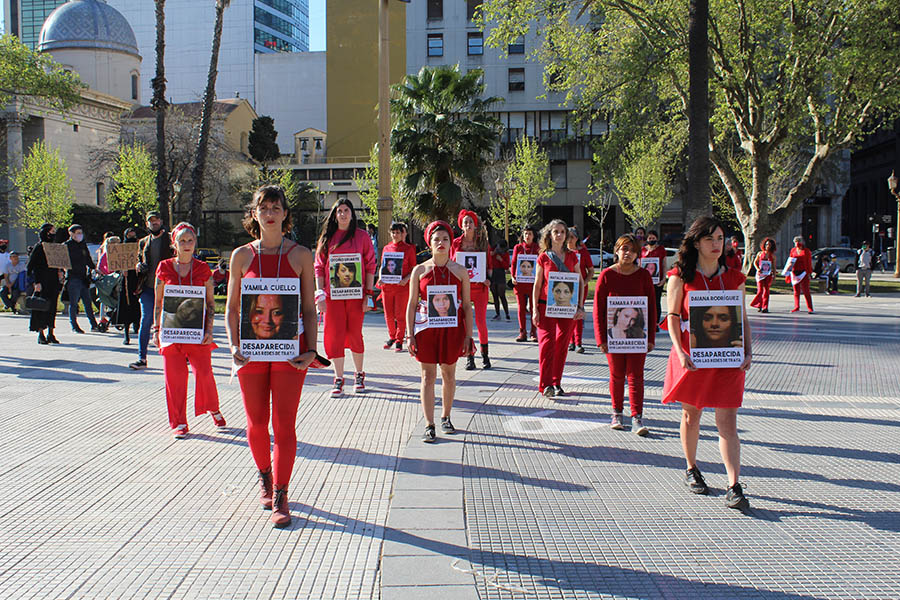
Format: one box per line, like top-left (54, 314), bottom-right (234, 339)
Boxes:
top-left (887, 170), bottom-right (900, 278)
top-left (377, 0), bottom-right (392, 251)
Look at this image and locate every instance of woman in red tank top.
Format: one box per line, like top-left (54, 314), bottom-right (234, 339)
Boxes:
top-left (226, 185), bottom-right (319, 528)
top-left (406, 220), bottom-right (473, 443)
top-left (450, 210), bottom-right (492, 370)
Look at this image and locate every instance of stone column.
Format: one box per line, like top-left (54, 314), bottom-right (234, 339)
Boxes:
top-left (5, 114), bottom-right (26, 252)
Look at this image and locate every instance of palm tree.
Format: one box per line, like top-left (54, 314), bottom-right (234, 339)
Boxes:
top-left (391, 65), bottom-right (503, 223)
top-left (151, 0), bottom-right (169, 225)
top-left (190, 0), bottom-right (231, 228)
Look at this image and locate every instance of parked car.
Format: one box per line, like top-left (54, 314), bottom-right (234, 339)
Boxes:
top-left (811, 247), bottom-right (857, 273)
top-left (586, 248), bottom-right (615, 268)
top-left (195, 248), bottom-right (220, 268)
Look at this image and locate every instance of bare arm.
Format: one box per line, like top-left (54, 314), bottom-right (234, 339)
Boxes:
top-left (405, 264), bottom-right (424, 356)
top-left (740, 282), bottom-right (752, 371)
top-left (531, 260), bottom-right (544, 327)
top-left (452, 263), bottom-right (474, 343)
top-left (666, 274), bottom-right (696, 371)
top-left (151, 278), bottom-right (165, 348)
top-left (202, 278), bottom-right (215, 345)
top-left (290, 244), bottom-right (318, 370)
top-left (226, 246), bottom-right (251, 365)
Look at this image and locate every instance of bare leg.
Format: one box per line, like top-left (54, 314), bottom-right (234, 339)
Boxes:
top-left (439, 363), bottom-right (456, 418)
top-left (681, 404), bottom-right (703, 469)
top-left (715, 407), bottom-right (741, 486)
top-left (420, 363), bottom-right (437, 425)
top-left (332, 357), bottom-right (344, 379)
top-left (351, 351), bottom-right (364, 373)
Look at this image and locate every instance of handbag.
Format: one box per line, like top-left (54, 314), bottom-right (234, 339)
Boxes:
top-left (25, 293), bottom-right (50, 312)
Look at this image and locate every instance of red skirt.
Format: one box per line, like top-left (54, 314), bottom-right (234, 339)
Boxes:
top-left (414, 321), bottom-right (467, 365)
top-left (661, 330), bottom-right (744, 409)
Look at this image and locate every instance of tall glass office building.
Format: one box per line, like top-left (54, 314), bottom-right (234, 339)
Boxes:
top-left (4, 0), bottom-right (66, 49)
top-left (253, 0), bottom-right (308, 53)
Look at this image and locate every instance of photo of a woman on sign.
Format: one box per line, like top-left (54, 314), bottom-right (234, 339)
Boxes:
top-left (163, 297), bottom-right (204, 330)
top-left (550, 279), bottom-right (574, 307)
top-left (690, 304), bottom-right (743, 349)
top-left (332, 261), bottom-right (361, 288)
top-left (382, 258), bottom-right (400, 278)
top-left (240, 293), bottom-right (298, 340)
top-left (517, 258), bottom-right (534, 279)
top-left (428, 291), bottom-right (457, 318)
top-left (643, 260), bottom-right (658, 280)
top-left (608, 306), bottom-right (646, 339)
top-left (465, 256), bottom-right (477, 270)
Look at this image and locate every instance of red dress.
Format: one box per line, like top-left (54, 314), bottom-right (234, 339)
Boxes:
top-left (662, 267), bottom-right (746, 409)
top-left (413, 265), bottom-right (467, 365)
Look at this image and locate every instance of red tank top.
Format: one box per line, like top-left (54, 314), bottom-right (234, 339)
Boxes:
top-left (243, 241), bottom-right (298, 279)
top-left (418, 264), bottom-right (462, 300)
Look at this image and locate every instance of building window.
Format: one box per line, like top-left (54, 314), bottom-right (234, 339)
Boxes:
top-left (508, 68), bottom-right (525, 92)
top-left (427, 0), bottom-right (443, 20)
top-left (131, 74), bottom-right (139, 101)
top-left (96, 182), bottom-right (105, 206)
top-left (466, 1), bottom-right (481, 21)
top-left (508, 37), bottom-right (525, 54)
top-left (428, 34), bottom-right (444, 57)
top-left (551, 160), bottom-right (567, 189)
top-left (72, 124), bottom-right (79, 132)
top-left (467, 33), bottom-right (483, 56)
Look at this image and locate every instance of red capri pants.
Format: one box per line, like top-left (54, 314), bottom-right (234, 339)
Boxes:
top-left (537, 305), bottom-right (576, 392)
top-left (238, 361), bottom-right (307, 487)
top-left (471, 283), bottom-right (490, 346)
top-left (323, 297), bottom-right (365, 358)
top-left (162, 343), bottom-right (219, 429)
top-left (606, 352), bottom-right (646, 416)
top-left (382, 286), bottom-right (409, 341)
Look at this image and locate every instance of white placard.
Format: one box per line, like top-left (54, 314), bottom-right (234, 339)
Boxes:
top-left (426, 285), bottom-right (458, 328)
top-left (457, 252), bottom-right (486, 283)
top-left (755, 259), bottom-right (772, 281)
top-left (606, 296), bottom-right (648, 353)
top-left (640, 257), bottom-right (661, 284)
top-left (160, 285), bottom-right (205, 345)
top-left (545, 271), bottom-right (579, 319)
top-left (515, 254), bottom-right (537, 284)
top-left (330, 253), bottom-right (363, 299)
top-left (240, 278), bottom-right (302, 361)
top-left (380, 252), bottom-right (404, 284)
top-left (688, 290), bottom-right (744, 369)
top-left (781, 257), bottom-right (796, 277)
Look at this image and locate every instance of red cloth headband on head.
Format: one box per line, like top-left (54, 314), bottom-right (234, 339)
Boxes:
top-left (457, 210), bottom-right (478, 229)
top-left (424, 220), bottom-right (453, 242)
top-left (171, 223), bottom-right (196, 239)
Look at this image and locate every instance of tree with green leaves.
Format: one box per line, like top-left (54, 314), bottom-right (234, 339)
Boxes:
top-left (248, 115), bottom-right (280, 172)
top-left (391, 65), bottom-right (503, 223)
top-left (0, 34), bottom-right (84, 110)
top-left (13, 141), bottom-right (74, 229)
top-left (480, 0), bottom-right (900, 267)
top-left (613, 134), bottom-right (673, 230)
top-left (489, 136), bottom-right (554, 237)
top-left (107, 144), bottom-right (158, 224)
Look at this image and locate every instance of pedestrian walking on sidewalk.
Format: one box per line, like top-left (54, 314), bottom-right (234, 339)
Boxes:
top-left (64, 224), bottom-right (99, 333)
top-left (27, 223), bottom-right (63, 345)
top-left (750, 238), bottom-right (776, 312)
top-left (855, 242), bottom-right (874, 297)
top-left (378, 222), bottom-right (416, 353)
top-left (315, 199), bottom-right (377, 396)
top-left (511, 226), bottom-right (539, 342)
top-left (489, 239), bottom-right (511, 322)
top-left (787, 236), bottom-right (814, 313)
top-left (594, 234), bottom-right (656, 435)
top-left (533, 219), bottom-right (585, 398)
top-left (406, 220), bottom-right (473, 443)
top-left (130, 211), bottom-right (173, 370)
top-left (568, 227), bottom-right (594, 353)
top-left (151, 223), bottom-right (225, 440)
top-left (450, 210), bottom-right (492, 370)
top-left (662, 217), bottom-right (753, 510)
top-left (227, 186), bottom-right (319, 528)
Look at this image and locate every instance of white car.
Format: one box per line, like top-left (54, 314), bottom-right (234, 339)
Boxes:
top-left (586, 248), bottom-right (615, 268)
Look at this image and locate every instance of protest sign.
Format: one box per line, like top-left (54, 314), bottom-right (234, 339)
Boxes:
top-left (545, 271), bottom-right (579, 318)
top-left (380, 252), bottom-right (404, 284)
top-left (640, 257), bottom-right (661, 284)
top-left (42, 242), bottom-right (71, 269)
top-left (330, 253), bottom-right (363, 299)
top-left (756, 259), bottom-right (772, 280)
top-left (606, 296), bottom-right (648, 353)
top-left (781, 257), bottom-right (796, 277)
top-left (426, 285), bottom-right (458, 328)
top-left (457, 252), bottom-right (486, 283)
top-left (106, 242), bottom-right (139, 272)
top-left (160, 285), bottom-right (205, 345)
top-left (515, 254), bottom-right (537, 284)
top-left (688, 290), bottom-right (744, 368)
top-left (240, 278), bottom-right (302, 361)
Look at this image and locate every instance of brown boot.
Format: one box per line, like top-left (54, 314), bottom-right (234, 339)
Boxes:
top-left (258, 468), bottom-right (273, 510)
top-left (270, 486), bottom-right (291, 528)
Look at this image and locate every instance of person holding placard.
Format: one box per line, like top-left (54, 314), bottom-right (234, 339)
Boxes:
top-left (662, 217), bottom-right (752, 511)
top-left (510, 226), bottom-right (539, 342)
top-left (315, 199), bottom-right (376, 396)
top-left (227, 185), bottom-right (319, 528)
top-left (594, 234), bottom-right (655, 434)
top-left (130, 211), bottom-right (173, 370)
top-left (378, 222), bottom-right (416, 352)
top-left (641, 230), bottom-right (667, 328)
top-left (749, 238), bottom-right (776, 312)
top-left (787, 236), bottom-right (814, 313)
top-left (568, 227), bottom-right (593, 353)
top-left (27, 223), bottom-right (64, 345)
top-left (117, 228), bottom-right (143, 345)
top-left (450, 210), bottom-right (492, 370)
top-left (489, 239), bottom-right (511, 322)
top-left (406, 220), bottom-right (473, 443)
top-left (533, 220), bottom-right (585, 398)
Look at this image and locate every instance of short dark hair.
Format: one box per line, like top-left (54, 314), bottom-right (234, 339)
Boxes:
top-left (242, 185), bottom-right (292, 239)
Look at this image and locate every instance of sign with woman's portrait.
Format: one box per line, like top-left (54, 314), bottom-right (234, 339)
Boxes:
top-left (380, 251), bottom-right (404, 285)
top-left (330, 253), bottom-right (363, 299)
top-left (240, 278), bottom-right (302, 361)
top-left (606, 296), bottom-right (648, 353)
top-left (755, 259), bottom-right (772, 280)
top-left (457, 252), bottom-right (486, 283)
top-left (515, 254), bottom-right (537, 284)
top-left (688, 290), bottom-right (744, 368)
top-left (160, 285), bottom-right (205, 345)
top-left (426, 285), bottom-right (458, 328)
top-left (640, 257), bottom-right (660, 284)
top-left (545, 271), bottom-right (579, 319)
top-left (781, 257), bottom-right (796, 277)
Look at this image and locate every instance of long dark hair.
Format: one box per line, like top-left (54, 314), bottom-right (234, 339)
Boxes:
top-left (317, 198), bottom-right (358, 256)
top-left (674, 216), bottom-right (725, 282)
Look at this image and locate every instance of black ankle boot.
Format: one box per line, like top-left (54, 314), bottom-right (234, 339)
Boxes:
top-left (47, 331), bottom-right (60, 344)
top-left (481, 343), bottom-right (491, 369)
top-left (37, 331), bottom-right (48, 345)
top-left (465, 353), bottom-right (476, 370)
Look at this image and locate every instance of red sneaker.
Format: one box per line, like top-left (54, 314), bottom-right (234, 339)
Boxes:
top-left (209, 411), bottom-right (227, 428)
top-left (172, 424), bottom-right (188, 439)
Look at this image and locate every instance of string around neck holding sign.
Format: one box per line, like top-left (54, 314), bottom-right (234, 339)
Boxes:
top-left (175, 257), bottom-right (193, 286)
top-left (256, 237), bottom-right (285, 279)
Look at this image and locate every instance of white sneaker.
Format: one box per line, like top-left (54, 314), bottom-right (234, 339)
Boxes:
top-left (610, 413), bottom-right (624, 430)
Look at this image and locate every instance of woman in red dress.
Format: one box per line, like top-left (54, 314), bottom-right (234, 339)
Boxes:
top-left (378, 222), bottom-right (417, 352)
top-left (227, 186), bottom-right (319, 528)
top-left (532, 219), bottom-right (585, 398)
top-left (568, 227), bottom-right (594, 353)
top-left (787, 236), bottom-right (814, 313)
top-left (662, 216), bottom-right (753, 510)
top-left (594, 234), bottom-right (656, 435)
top-left (510, 226), bottom-right (539, 342)
top-left (406, 221), bottom-right (473, 443)
top-left (152, 222), bottom-right (225, 439)
top-left (450, 210), bottom-right (492, 370)
top-left (749, 237), bottom-right (776, 312)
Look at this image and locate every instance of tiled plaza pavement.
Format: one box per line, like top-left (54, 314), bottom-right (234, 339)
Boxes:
top-left (0, 287), bottom-right (898, 599)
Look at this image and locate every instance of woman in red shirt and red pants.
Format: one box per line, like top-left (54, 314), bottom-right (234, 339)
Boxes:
top-left (450, 210), bottom-right (492, 370)
top-left (378, 222), bottom-right (417, 352)
top-left (510, 226), bottom-right (539, 342)
top-left (788, 236), bottom-right (814, 313)
top-left (568, 227), bottom-right (594, 353)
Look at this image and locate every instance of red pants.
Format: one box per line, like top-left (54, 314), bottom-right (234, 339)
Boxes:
top-left (324, 297), bottom-right (365, 358)
top-left (750, 277), bottom-right (772, 310)
top-left (571, 319), bottom-right (584, 346)
top-left (162, 343), bottom-right (219, 429)
top-left (382, 286), bottom-right (409, 341)
top-left (238, 361), bottom-right (307, 487)
top-left (792, 277), bottom-right (813, 311)
top-left (471, 283), bottom-right (489, 346)
top-left (514, 285), bottom-right (536, 335)
top-left (537, 306), bottom-right (576, 392)
top-left (606, 352), bottom-right (646, 416)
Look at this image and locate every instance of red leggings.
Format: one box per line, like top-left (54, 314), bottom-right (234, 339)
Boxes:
top-left (792, 277), bottom-right (813, 311)
top-left (382, 286), bottom-right (409, 341)
top-left (162, 343), bottom-right (219, 429)
top-left (323, 297), bottom-right (365, 358)
top-left (570, 319), bottom-right (584, 346)
top-left (750, 277), bottom-right (772, 310)
top-left (606, 352), bottom-right (646, 416)
top-left (238, 361), bottom-right (307, 487)
top-left (471, 283), bottom-right (489, 346)
top-left (537, 306), bottom-right (576, 392)
top-left (514, 284), bottom-right (536, 334)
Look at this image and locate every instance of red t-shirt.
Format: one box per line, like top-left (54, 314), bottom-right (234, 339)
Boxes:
top-left (490, 248), bottom-right (511, 270)
top-left (536, 250), bottom-right (579, 302)
top-left (593, 266), bottom-right (657, 346)
top-left (379, 240), bottom-right (417, 290)
top-left (575, 246), bottom-right (592, 280)
top-left (156, 257), bottom-right (212, 286)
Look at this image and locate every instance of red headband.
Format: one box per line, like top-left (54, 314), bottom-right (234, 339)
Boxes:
top-left (424, 220), bottom-right (453, 243)
top-left (171, 223), bottom-right (196, 240)
top-left (457, 210), bottom-right (478, 229)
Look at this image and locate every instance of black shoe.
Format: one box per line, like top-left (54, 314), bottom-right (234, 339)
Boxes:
top-left (515, 332), bottom-right (527, 342)
top-left (725, 482), bottom-right (750, 510)
top-left (505, 314), bottom-right (510, 321)
top-left (575, 345), bottom-right (585, 354)
top-left (383, 338), bottom-right (395, 350)
top-left (72, 325), bottom-right (85, 334)
top-left (47, 333), bottom-right (60, 344)
top-left (542, 386), bottom-right (556, 399)
top-left (761, 308), bottom-right (769, 313)
top-left (685, 466), bottom-right (710, 495)
top-left (37, 331), bottom-right (48, 345)
top-left (568, 342), bottom-right (576, 351)
top-left (480, 344), bottom-right (491, 369)
top-left (129, 359), bottom-right (148, 370)
top-left (441, 416), bottom-right (456, 434)
top-left (423, 424), bottom-right (436, 443)
top-left (491, 314), bottom-right (501, 321)
top-left (91, 325), bottom-right (101, 332)
top-left (465, 354), bottom-right (476, 370)
top-left (554, 385), bottom-right (565, 397)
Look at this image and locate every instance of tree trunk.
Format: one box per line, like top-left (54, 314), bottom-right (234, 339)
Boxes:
top-left (152, 0), bottom-right (169, 227)
top-left (686, 0), bottom-right (711, 225)
top-left (190, 0), bottom-right (227, 229)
